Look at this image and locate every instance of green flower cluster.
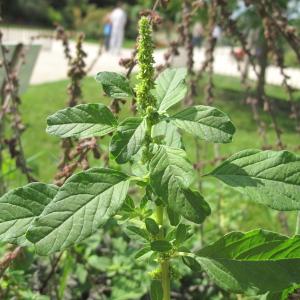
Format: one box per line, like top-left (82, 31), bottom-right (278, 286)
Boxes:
top-left (135, 16), bottom-right (156, 115)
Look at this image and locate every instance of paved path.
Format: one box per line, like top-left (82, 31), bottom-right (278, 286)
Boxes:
top-left (1, 27), bottom-right (300, 88)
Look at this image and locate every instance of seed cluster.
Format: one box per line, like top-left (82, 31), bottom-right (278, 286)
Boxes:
top-left (135, 16), bottom-right (156, 115)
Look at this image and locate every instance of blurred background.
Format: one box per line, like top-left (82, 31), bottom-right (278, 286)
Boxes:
top-left (1, 0), bottom-right (180, 42)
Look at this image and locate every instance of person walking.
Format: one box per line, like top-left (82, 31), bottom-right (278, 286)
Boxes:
top-left (212, 25), bottom-right (222, 42)
top-left (192, 22), bottom-right (204, 48)
top-left (109, 2), bottom-right (127, 55)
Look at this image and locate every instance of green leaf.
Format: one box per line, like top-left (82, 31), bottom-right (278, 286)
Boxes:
top-left (150, 279), bottom-right (163, 300)
top-left (0, 183), bottom-right (57, 246)
top-left (26, 168), bottom-right (130, 255)
top-left (151, 240), bottom-right (172, 252)
top-left (87, 255), bottom-right (111, 272)
top-left (149, 145), bottom-right (210, 224)
top-left (170, 105), bottom-right (235, 143)
top-left (76, 263), bottom-right (88, 284)
top-left (135, 246), bottom-right (152, 259)
top-left (210, 149), bottom-right (300, 210)
top-left (149, 145), bottom-right (194, 197)
top-left (95, 71), bottom-right (134, 99)
top-left (167, 208), bottom-right (181, 226)
top-left (173, 189), bottom-right (211, 224)
top-left (47, 103), bottom-right (117, 138)
top-left (126, 226), bottom-right (150, 241)
top-left (152, 121), bottom-right (182, 148)
top-left (262, 286), bottom-right (300, 300)
top-left (175, 224), bottom-right (189, 244)
top-left (145, 218), bottom-right (160, 236)
top-left (121, 196), bottom-right (135, 213)
top-left (166, 228), bottom-right (176, 240)
top-left (58, 254), bottom-right (74, 299)
top-left (261, 290), bottom-right (290, 300)
top-left (182, 256), bottom-right (202, 272)
top-left (196, 229), bottom-right (300, 295)
top-left (177, 246), bottom-right (191, 253)
top-left (110, 117), bottom-right (147, 164)
top-left (153, 68), bottom-right (187, 112)
top-left (130, 150), bottom-right (148, 177)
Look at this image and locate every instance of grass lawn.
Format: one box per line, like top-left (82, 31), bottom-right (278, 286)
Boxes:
top-left (83, 37), bottom-right (137, 49)
top-left (212, 73), bottom-right (300, 102)
top-left (7, 74), bottom-right (299, 235)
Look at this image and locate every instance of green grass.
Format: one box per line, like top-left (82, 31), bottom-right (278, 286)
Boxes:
top-left (8, 74), bottom-right (299, 235)
top-left (0, 23), bottom-right (53, 30)
top-left (82, 38), bottom-right (137, 49)
top-left (211, 73), bottom-right (300, 102)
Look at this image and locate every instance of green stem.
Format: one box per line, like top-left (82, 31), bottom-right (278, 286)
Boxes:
top-left (155, 206), bottom-right (171, 300)
top-left (161, 260), bottom-right (170, 300)
top-left (156, 205), bottom-right (164, 227)
top-left (296, 211), bottom-right (300, 235)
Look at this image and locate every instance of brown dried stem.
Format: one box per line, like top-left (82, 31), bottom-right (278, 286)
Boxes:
top-left (0, 247), bottom-right (22, 278)
top-left (0, 34), bottom-right (35, 183)
top-left (182, 0), bottom-right (196, 105)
